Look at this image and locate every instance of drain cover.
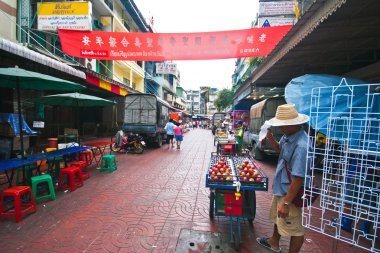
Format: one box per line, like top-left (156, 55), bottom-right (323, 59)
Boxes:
top-left (175, 229), bottom-right (231, 253)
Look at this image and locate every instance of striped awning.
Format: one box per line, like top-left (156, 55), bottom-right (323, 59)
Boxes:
top-left (0, 37), bottom-right (85, 79)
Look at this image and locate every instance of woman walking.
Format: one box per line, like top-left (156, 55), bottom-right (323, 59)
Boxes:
top-left (174, 123), bottom-right (183, 149)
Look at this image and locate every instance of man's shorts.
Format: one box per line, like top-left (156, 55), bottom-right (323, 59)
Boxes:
top-left (270, 196), bottom-right (304, 236)
top-left (175, 135), bottom-right (183, 141)
top-left (166, 134), bottom-right (174, 144)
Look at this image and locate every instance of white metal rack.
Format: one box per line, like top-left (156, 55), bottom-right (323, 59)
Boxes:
top-left (303, 80), bottom-right (380, 252)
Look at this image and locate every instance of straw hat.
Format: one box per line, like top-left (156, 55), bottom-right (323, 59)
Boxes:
top-left (268, 104), bottom-right (309, 126)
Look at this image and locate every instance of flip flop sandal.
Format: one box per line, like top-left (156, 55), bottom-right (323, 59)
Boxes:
top-left (256, 237), bottom-right (281, 253)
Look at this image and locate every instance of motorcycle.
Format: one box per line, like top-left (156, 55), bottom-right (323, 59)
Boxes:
top-left (111, 130), bottom-right (146, 154)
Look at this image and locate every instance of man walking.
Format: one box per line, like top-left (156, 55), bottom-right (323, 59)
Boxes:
top-left (256, 104), bottom-right (310, 253)
top-left (164, 119), bottom-right (175, 148)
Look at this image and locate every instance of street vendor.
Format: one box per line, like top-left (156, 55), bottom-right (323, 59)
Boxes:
top-left (256, 103), bottom-right (310, 253)
top-left (234, 120), bottom-right (244, 153)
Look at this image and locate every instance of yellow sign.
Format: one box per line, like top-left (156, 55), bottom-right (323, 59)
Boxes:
top-left (38, 2), bottom-right (89, 16)
top-left (37, 2), bottom-right (92, 31)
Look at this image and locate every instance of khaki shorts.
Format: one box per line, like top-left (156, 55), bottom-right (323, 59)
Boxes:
top-left (270, 196), bottom-right (304, 237)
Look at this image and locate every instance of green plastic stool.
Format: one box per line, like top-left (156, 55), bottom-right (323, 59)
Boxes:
top-left (16, 165), bottom-right (37, 186)
top-left (100, 154), bottom-right (117, 173)
top-left (30, 174), bottom-right (56, 202)
top-left (47, 156), bottom-right (64, 179)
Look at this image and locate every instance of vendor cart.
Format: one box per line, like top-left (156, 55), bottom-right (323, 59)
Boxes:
top-left (206, 152), bottom-right (268, 250)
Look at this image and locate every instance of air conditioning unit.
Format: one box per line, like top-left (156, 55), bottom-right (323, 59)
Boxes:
top-left (85, 58), bottom-right (97, 71)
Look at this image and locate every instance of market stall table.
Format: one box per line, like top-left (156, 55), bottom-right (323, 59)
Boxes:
top-left (0, 146), bottom-right (91, 187)
top-left (81, 141), bottom-right (114, 168)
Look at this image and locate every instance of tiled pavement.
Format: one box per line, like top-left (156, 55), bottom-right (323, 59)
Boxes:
top-left (0, 129), bottom-right (369, 252)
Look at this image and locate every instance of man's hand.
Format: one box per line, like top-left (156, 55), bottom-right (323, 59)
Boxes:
top-left (277, 202), bottom-right (289, 218)
top-left (266, 128), bottom-right (280, 152)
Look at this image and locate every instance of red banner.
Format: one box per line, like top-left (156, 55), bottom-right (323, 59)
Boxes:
top-left (58, 26), bottom-right (292, 61)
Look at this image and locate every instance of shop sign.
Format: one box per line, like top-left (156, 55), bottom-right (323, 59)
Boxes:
top-left (258, 17), bottom-right (297, 27)
top-left (259, 1), bottom-right (295, 16)
top-left (156, 63), bottom-right (177, 75)
top-left (32, 121), bottom-right (45, 128)
top-left (38, 2), bottom-right (92, 31)
top-left (58, 25), bottom-right (292, 61)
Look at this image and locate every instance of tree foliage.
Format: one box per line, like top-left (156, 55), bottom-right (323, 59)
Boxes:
top-left (214, 88), bottom-right (234, 112)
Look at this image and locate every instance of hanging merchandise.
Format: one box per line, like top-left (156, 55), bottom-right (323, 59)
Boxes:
top-left (303, 79), bottom-right (380, 253)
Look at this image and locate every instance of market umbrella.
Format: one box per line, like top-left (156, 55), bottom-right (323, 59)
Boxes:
top-left (36, 92), bottom-right (116, 107)
top-left (0, 67), bottom-right (85, 159)
top-left (36, 92), bottom-right (117, 133)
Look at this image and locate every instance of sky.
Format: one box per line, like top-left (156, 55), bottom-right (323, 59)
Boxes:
top-left (134, 0), bottom-right (259, 91)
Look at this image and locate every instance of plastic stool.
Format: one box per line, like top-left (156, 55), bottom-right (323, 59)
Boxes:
top-left (58, 167), bottom-right (83, 192)
top-left (0, 186), bottom-right (36, 222)
top-left (16, 165), bottom-right (37, 186)
top-left (30, 174), bottom-right (56, 202)
top-left (223, 144), bottom-right (234, 155)
top-left (100, 154), bottom-right (117, 173)
top-left (78, 150), bottom-right (92, 166)
top-left (47, 156), bottom-right (65, 178)
top-left (69, 161), bottom-right (90, 179)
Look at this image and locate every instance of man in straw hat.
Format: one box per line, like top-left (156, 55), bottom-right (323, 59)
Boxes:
top-left (257, 104), bottom-right (310, 253)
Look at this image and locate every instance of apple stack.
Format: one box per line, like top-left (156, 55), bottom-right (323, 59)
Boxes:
top-left (235, 159), bottom-right (262, 182)
top-left (208, 157), bottom-right (235, 181)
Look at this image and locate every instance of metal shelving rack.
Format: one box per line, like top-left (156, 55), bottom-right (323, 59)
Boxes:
top-left (303, 80), bottom-right (380, 252)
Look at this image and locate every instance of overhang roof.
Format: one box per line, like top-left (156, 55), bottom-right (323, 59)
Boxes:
top-left (0, 37), bottom-right (85, 81)
top-left (235, 0), bottom-right (380, 98)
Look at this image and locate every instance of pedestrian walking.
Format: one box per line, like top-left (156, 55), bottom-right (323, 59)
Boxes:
top-left (256, 104), bottom-right (310, 253)
top-left (164, 119), bottom-right (176, 148)
top-left (174, 123), bottom-right (183, 149)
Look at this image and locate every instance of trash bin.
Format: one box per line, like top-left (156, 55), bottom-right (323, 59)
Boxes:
top-left (48, 138), bottom-right (58, 149)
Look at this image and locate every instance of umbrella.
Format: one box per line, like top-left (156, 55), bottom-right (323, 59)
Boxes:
top-left (36, 92), bottom-right (117, 133)
top-left (36, 92), bottom-right (116, 107)
top-left (0, 67), bottom-right (85, 159)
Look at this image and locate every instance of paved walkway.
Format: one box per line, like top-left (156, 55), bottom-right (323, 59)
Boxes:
top-left (0, 129), bottom-right (369, 252)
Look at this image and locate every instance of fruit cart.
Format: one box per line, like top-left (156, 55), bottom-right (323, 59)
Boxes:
top-left (206, 152), bottom-right (268, 250)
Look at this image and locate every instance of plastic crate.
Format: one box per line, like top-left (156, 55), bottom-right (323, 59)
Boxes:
top-left (224, 192), bottom-right (243, 216)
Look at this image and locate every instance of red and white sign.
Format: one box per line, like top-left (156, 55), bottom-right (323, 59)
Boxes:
top-left (58, 26), bottom-right (292, 61)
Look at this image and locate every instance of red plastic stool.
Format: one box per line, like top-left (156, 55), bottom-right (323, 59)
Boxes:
top-left (58, 167), bottom-right (84, 192)
top-left (223, 144), bottom-right (234, 155)
top-left (0, 186), bottom-right (36, 222)
top-left (78, 150), bottom-right (92, 166)
top-left (69, 161), bottom-right (90, 179)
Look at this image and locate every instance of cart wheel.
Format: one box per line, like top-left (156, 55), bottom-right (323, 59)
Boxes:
top-left (233, 232), bottom-right (240, 251)
top-left (209, 192), bottom-right (215, 219)
top-left (246, 191), bottom-right (256, 224)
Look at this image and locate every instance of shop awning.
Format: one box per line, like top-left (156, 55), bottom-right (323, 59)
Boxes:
top-left (0, 37), bottom-right (85, 79)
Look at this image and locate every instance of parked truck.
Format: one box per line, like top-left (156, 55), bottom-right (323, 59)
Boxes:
top-left (243, 96), bottom-right (286, 160)
top-left (122, 93), bottom-right (175, 147)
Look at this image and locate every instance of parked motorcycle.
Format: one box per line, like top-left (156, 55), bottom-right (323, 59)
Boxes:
top-left (111, 130), bottom-right (146, 154)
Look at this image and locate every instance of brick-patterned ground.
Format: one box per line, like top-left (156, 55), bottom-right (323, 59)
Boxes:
top-left (0, 129), bottom-right (369, 252)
